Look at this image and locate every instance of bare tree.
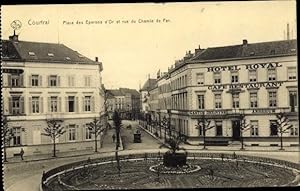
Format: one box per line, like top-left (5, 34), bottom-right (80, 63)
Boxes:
top-left (41, 119), bottom-right (65, 157)
top-left (195, 113), bottom-right (215, 149)
top-left (239, 114), bottom-right (253, 150)
top-left (112, 110), bottom-right (122, 177)
top-left (275, 112), bottom-right (293, 150)
top-left (2, 115), bottom-right (15, 162)
top-left (86, 116), bottom-right (105, 152)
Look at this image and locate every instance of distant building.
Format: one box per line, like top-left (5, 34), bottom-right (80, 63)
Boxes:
top-left (106, 88), bottom-right (141, 120)
top-left (147, 39), bottom-right (298, 146)
top-left (2, 33), bottom-right (105, 157)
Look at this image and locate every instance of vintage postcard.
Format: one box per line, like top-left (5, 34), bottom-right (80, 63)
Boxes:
top-left (1, 1), bottom-right (299, 190)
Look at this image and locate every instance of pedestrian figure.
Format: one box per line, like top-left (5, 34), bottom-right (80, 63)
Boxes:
top-left (233, 152), bottom-right (236, 159)
top-left (20, 148), bottom-right (24, 160)
top-left (112, 134), bottom-right (116, 143)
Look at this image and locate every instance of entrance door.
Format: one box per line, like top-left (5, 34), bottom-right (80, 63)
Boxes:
top-left (232, 120), bottom-right (240, 140)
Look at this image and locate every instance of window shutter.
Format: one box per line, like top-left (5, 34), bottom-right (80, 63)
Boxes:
top-left (9, 97), bottom-right (12, 114)
top-left (40, 97), bottom-right (44, 113)
top-left (29, 97), bottom-right (32, 114)
top-left (58, 97), bottom-right (62, 112)
top-left (82, 97), bottom-right (85, 112)
top-left (76, 125), bottom-right (79, 140)
top-left (91, 96), bottom-right (95, 112)
top-left (48, 75), bottom-right (50, 87)
top-left (19, 74), bottom-right (24, 87)
top-left (65, 97), bottom-right (68, 112)
top-left (8, 74), bottom-right (12, 87)
top-left (57, 76), bottom-right (61, 87)
top-left (20, 97), bottom-right (24, 114)
top-left (75, 97), bottom-right (79, 113)
top-left (48, 97), bottom-right (51, 113)
top-left (39, 75), bottom-right (42, 87)
top-left (28, 75), bottom-right (32, 87)
top-left (65, 125), bottom-right (69, 141)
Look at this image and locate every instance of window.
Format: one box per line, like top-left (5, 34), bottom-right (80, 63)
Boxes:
top-left (288, 67), bottom-right (297, 80)
top-left (49, 75), bottom-right (57, 87)
top-left (268, 68), bottom-right (276, 81)
top-left (68, 76), bottom-right (75, 87)
top-left (231, 71), bottom-right (239, 83)
top-left (31, 75), bottom-right (39, 86)
top-left (48, 53), bottom-right (54, 57)
top-left (68, 125), bottom-right (76, 141)
top-left (84, 96), bottom-right (91, 112)
top-left (290, 125), bottom-right (298, 136)
top-left (32, 97), bottom-right (40, 113)
top-left (250, 92), bottom-right (258, 108)
top-left (13, 127), bottom-right (21, 145)
top-left (232, 93), bottom-right (239, 108)
top-left (216, 121), bottom-right (222, 136)
top-left (28, 52), bottom-right (35, 56)
top-left (84, 76), bottom-right (91, 87)
top-left (214, 72), bottom-right (221, 84)
top-left (196, 73), bottom-right (204, 85)
top-left (85, 125), bottom-right (92, 139)
top-left (68, 96), bottom-right (75, 112)
top-left (249, 70), bottom-right (257, 82)
top-left (289, 91), bottom-right (298, 112)
top-left (270, 120), bottom-right (278, 136)
top-left (215, 94), bottom-right (222, 109)
top-left (268, 91), bottom-right (277, 107)
top-left (11, 74), bottom-right (20, 87)
top-left (198, 95), bottom-right (205, 109)
top-left (12, 97), bottom-right (21, 114)
top-left (50, 96), bottom-right (58, 112)
top-left (250, 120), bottom-right (259, 136)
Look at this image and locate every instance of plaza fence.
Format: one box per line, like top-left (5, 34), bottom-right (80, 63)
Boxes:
top-left (40, 151), bottom-right (300, 191)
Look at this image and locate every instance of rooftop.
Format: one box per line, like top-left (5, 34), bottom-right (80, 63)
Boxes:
top-left (140, 78), bottom-right (157, 91)
top-left (2, 34), bottom-right (98, 65)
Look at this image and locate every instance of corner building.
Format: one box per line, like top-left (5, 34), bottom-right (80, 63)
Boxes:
top-left (2, 34), bottom-right (105, 157)
top-left (156, 39), bottom-right (298, 146)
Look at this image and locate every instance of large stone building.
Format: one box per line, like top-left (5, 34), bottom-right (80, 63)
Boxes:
top-left (106, 88), bottom-right (140, 120)
top-left (2, 34), bottom-right (105, 157)
top-left (147, 39), bottom-right (298, 146)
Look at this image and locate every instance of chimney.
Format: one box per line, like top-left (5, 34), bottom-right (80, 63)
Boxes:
top-left (287, 23), bottom-right (290, 40)
top-left (9, 30), bottom-right (19, 41)
top-left (95, 57), bottom-right (99, 62)
top-left (242, 39), bottom-right (248, 46)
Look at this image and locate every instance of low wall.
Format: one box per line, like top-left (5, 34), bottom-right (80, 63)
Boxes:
top-left (40, 151), bottom-right (300, 191)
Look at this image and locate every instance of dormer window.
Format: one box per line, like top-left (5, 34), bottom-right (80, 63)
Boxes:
top-left (65, 57), bottom-right (71, 60)
top-left (48, 53), bottom-right (54, 57)
top-left (250, 52), bottom-right (255, 56)
top-left (28, 52), bottom-right (35, 56)
top-left (78, 54), bottom-right (84, 58)
top-left (290, 49), bottom-right (296, 52)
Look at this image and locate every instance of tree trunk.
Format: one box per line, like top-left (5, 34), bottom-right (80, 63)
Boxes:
top-left (95, 135), bottom-right (98, 152)
top-left (53, 138), bottom-right (56, 157)
top-left (280, 132), bottom-right (283, 150)
top-left (240, 131), bottom-right (244, 150)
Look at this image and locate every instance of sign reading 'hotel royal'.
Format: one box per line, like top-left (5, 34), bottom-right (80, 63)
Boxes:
top-left (207, 62), bottom-right (283, 90)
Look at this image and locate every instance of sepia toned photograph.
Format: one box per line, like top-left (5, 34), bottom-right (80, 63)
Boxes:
top-left (1, 1), bottom-right (299, 190)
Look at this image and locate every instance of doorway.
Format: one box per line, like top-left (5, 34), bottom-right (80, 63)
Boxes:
top-left (232, 120), bottom-right (240, 140)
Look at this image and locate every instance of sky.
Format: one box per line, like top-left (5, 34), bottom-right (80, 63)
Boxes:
top-left (2, 1), bottom-right (297, 90)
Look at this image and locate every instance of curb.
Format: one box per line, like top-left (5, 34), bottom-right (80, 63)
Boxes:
top-left (138, 125), bottom-right (300, 153)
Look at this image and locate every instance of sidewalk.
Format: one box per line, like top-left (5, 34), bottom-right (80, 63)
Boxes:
top-left (4, 126), bottom-right (121, 164)
top-left (138, 124), bottom-right (300, 152)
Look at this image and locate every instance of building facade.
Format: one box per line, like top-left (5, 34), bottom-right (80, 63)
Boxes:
top-left (107, 88), bottom-right (141, 120)
top-left (2, 34), bottom-right (105, 157)
top-left (149, 39), bottom-right (298, 146)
